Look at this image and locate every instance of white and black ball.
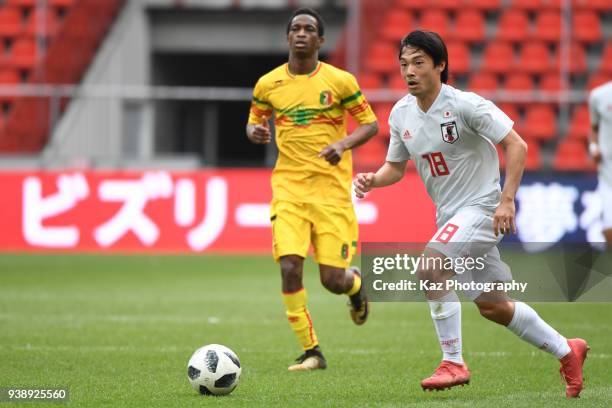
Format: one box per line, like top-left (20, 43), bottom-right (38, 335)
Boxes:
top-left (187, 344), bottom-right (241, 396)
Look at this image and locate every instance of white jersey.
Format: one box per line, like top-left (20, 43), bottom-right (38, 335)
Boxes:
top-left (589, 81), bottom-right (612, 187)
top-left (386, 84), bottom-right (513, 226)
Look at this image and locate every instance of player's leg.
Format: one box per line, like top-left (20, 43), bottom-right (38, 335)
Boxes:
top-left (473, 249), bottom-right (589, 398)
top-left (271, 200), bottom-right (325, 371)
top-left (417, 247), bottom-right (469, 391)
top-left (318, 263), bottom-right (368, 325)
top-left (419, 208), bottom-right (499, 390)
top-left (311, 203), bottom-right (368, 325)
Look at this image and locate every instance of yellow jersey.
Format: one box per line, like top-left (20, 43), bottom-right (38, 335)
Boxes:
top-left (248, 61), bottom-right (377, 206)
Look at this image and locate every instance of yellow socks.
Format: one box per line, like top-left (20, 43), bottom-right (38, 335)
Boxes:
top-left (347, 269), bottom-right (361, 296)
top-left (282, 288), bottom-right (318, 350)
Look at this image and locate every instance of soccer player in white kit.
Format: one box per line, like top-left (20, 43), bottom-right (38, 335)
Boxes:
top-left (588, 80), bottom-right (612, 248)
top-left (354, 31), bottom-right (588, 398)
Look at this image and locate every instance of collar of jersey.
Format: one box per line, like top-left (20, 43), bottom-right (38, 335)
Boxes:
top-left (417, 83), bottom-right (446, 116)
top-left (285, 61), bottom-right (322, 79)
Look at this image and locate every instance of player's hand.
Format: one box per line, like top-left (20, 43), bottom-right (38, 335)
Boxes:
top-left (354, 172), bottom-right (376, 199)
top-left (247, 118), bottom-right (271, 144)
top-left (318, 142), bottom-right (346, 165)
top-left (493, 199), bottom-right (516, 236)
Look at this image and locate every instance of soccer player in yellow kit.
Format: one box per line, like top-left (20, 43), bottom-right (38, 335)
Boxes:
top-left (246, 8), bottom-right (378, 371)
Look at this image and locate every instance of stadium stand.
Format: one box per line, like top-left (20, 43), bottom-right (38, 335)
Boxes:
top-left (0, 0), bottom-right (125, 151)
top-left (0, 0), bottom-right (610, 173)
top-left (353, 1), bottom-right (612, 171)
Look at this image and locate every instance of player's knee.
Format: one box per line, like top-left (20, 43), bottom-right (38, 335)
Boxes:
top-left (416, 265), bottom-right (444, 283)
top-left (477, 301), bottom-right (511, 324)
top-left (319, 270), bottom-right (346, 294)
top-left (280, 256), bottom-right (303, 286)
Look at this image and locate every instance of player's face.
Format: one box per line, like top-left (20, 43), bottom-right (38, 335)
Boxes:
top-left (287, 15), bottom-right (323, 56)
top-left (399, 46), bottom-right (444, 97)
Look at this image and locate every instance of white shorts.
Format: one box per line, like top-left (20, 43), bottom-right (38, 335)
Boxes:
top-left (426, 206), bottom-right (512, 301)
top-left (599, 180), bottom-right (612, 230)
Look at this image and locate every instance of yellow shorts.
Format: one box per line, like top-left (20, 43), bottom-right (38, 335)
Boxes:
top-left (269, 199), bottom-right (358, 269)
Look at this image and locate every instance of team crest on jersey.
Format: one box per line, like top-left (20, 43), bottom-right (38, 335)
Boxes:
top-left (319, 90), bottom-right (333, 106)
top-left (440, 121), bottom-right (459, 144)
top-left (341, 243), bottom-right (349, 259)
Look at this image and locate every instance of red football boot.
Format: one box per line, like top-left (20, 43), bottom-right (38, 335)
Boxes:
top-left (421, 360), bottom-right (470, 391)
top-left (559, 338), bottom-right (589, 398)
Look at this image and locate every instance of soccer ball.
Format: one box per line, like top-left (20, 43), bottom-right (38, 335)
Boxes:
top-left (187, 344), bottom-right (241, 396)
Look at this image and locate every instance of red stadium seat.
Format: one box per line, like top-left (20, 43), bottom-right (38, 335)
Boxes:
top-left (515, 42), bottom-right (551, 75)
top-left (429, 0), bottom-right (461, 10)
top-left (505, 73), bottom-right (534, 92)
top-left (496, 10), bottom-right (530, 43)
top-left (482, 42), bottom-right (514, 74)
top-left (587, 71), bottom-right (612, 91)
top-left (0, 68), bottom-right (20, 104)
top-left (418, 10), bottom-right (451, 40)
top-left (525, 140), bottom-right (542, 171)
top-left (389, 74), bottom-right (407, 90)
top-left (25, 9), bottom-right (61, 37)
top-left (464, 0), bottom-right (501, 11)
top-left (454, 10), bottom-right (485, 44)
top-left (446, 41), bottom-right (470, 76)
top-left (9, 37), bottom-right (38, 69)
top-left (553, 140), bottom-right (593, 171)
top-left (572, 11), bottom-right (602, 44)
top-left (394, 0), bottom-right (429, 10)
top-left (598, 42), bottom-right (612, 74)
top-left (0, 68), bottom-right (20, 83)
top-left (540, 73), bottom-right (566, 92)
top-left (357, 72), bottom-right (383, 90)
top-left (365, 42), bottom-right (396, 75)
top-left (572, 0), bottom-right (610, 11)
top-left (49, 0), bottom-right (76, 6)
top-left (551, 42), bottom-right (587, 75)
top-left (0, 7), bottom-right (23, 38)
top-left (467, 72), bottom-right (499, 93)
top-left (567, 105), bottom-right (590, 140)
top-left (6, 0), bottom-right (37, 6)
top-left (524, 104), bottom-right (557, 141)
top-left (511, 0), bottom-right (562, 9)
top-left (380, 11), bottom-right (414, 42)
top-left (534, 11), bottom-right (561, 43)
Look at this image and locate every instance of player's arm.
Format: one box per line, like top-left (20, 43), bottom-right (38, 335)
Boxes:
top-left (246, 80), bottom-right (273, 144)
top-left (354, 160), bottom-right (407, 198)
top-left (246, 119), bottom-right (271, 144)
top-left (494, 129), bottom-right (527, 236)
top-left (319, 122), bottom-right (378, 165)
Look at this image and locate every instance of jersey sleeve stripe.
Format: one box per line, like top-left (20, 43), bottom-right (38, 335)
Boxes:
top-left (347, 101), bottom-right (371, 116)
top-left (341, 91), bottom-right (363, 106)
top-left (250, 105), bottom-right (273, 117)
top-left (252, 96), bottom-right (271, 107)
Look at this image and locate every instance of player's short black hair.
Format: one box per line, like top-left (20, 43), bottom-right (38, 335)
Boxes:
top-left (399, 30), bottom-right (449, 84)
top-left (286, 7), bottom-right (325, 37)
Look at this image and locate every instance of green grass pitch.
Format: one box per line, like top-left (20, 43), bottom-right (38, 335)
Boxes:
top-left (1, 254), bottom-right (611, 407)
